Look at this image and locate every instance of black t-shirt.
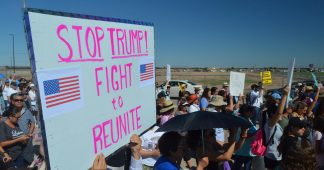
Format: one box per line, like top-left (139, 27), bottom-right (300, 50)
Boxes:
top-left (0, 122), bottom-right (25, 160)
top-left (281, 136), bottom-right (299, 158)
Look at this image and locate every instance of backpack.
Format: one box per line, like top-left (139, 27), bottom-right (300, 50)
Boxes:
top-left (251, 125), bottom-right (277, 156)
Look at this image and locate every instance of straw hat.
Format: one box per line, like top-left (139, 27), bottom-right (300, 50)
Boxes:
top-left (160, 100), bottom-right (176, 113)
top-left (306, 86), bottom-right (313, 91)
top-left (187, 94), bottom-right (198, 104)
top-left (210, 95), bottom-right (227, 107)
top-left (223, 82), bottom-right (229, 87)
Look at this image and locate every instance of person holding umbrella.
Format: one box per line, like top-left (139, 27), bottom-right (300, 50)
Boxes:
top-left (187, 127), bottom-right (248, 170)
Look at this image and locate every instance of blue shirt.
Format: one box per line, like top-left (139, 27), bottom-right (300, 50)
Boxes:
top-left (235, 119), bottom-right (258, 157)
top-left (199, 97), bottom-right (209, 110)
top-left (154, 156), bottom-right (180, 170)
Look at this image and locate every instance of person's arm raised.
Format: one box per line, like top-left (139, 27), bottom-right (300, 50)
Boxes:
top-left (226, 95), bottom-right (234, 112)
top-left (269, 85), bottom-right (289, 127)
top-left (306, 86), bottom-right (320, 117)
top-left (233, 95), bottom-right (243, 111)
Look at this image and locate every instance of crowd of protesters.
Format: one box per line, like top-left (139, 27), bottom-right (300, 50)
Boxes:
top-left (108, 80), bottom-right (323, 170)
top-left (1, 74), bottom-right (324, 170)
top-left (0, 75), bottom-right (44, 169)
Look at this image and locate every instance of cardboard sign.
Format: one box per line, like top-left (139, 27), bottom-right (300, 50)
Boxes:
top-left (229, 72), bottom-right (245, 96)
top-left (24, 9), bottom-right (155, 170)
top-left (166, 64), bottom-right (171, 81)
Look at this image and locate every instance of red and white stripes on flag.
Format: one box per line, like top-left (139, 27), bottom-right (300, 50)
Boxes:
top-left (140, 63), bottom-right (154, 81)
top-left (43, 75), bottom-right (81, 108)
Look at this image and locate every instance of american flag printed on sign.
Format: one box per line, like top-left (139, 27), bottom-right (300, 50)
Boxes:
top-left (43, 75), bottom-right (81, 108)
top-left (140, 63), bottom-right (154, 81)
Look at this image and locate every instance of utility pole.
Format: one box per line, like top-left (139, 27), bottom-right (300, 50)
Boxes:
top-left (22, 0), bottom-right (26, 8)
top-left (9, 34), bottom-right (15, 74)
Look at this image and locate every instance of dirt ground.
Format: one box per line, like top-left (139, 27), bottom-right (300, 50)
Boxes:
top-left (156, 68), bottom-right (324, 91)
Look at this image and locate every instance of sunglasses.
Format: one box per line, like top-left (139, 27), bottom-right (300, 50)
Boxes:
top-left (14, 99), bottom-right (24, 102)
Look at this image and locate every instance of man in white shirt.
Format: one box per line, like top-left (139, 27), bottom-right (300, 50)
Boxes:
top-left (249, 83), bottom-right (264, 125)
top-left (2, 80), bottom-right (10, 109)
top-left (6, 82), bottom-right (18, 105)
top-left (28, 84), bottom-right (37, 111)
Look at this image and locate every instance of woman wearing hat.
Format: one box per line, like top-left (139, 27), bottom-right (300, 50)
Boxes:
top-left (159, 100), bottom-right (176, 126)
top-left (187, 94), bottom-right (200, 113)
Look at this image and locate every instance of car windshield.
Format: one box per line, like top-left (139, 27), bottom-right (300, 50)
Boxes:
top-left (187, 81), bottom-right (197, 85)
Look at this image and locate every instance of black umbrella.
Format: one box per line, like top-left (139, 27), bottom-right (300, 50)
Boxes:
top-left (157, 111), bottom-right (252, 132)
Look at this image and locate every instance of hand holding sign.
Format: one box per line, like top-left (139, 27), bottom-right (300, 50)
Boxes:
top-left (91, 153), bottom-right (107, 170)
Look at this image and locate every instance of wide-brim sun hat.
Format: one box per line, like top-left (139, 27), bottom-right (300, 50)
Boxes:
top-left (210, 95), bottom-right (227, 107)
top-left (160, 100), bottom-right (176, 113)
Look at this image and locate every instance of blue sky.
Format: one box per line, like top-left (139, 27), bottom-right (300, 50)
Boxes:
top-left (0, 0), bottom-right (323, 67)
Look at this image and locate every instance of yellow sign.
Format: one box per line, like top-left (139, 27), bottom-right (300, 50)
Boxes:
top-left (262, 79), bottom-right (272, 84)
top-left (263, 71), bottom-right (271, 78)
top-left (260, 71), bottom-right (272, 85)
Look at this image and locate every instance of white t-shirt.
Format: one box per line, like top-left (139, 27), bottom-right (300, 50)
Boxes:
top-left (264, 122), bottom-right (283, 161)
top-left (2, 86), bottom-right (10, 101)
top-left (188, 104), bottom-right (200, 113)
top-left (140, 126), bottom-right (164, 167)
top-left (313, 131), bottom-right (324, 166)
top-left (7, 88), bottom-right (18, 99)
top-left (28, 90), bottom-right (37, 106)
top-left (209, 109), bottom-right (225, 142)
top-left (250, 90), bottom-right (263, 108)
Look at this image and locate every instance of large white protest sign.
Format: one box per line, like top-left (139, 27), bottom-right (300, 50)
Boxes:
top-left (229, 72), bottom-right (245, 96)
top-left (166, 64), bottom-right (171, 81)
top-left (24, 9), bottom-right (155, 170)
top-left (287, 58), bottom-right (295, 88)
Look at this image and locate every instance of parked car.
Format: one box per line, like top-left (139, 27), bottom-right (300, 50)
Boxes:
top-left (159, 80), bottom-right (203, 98)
